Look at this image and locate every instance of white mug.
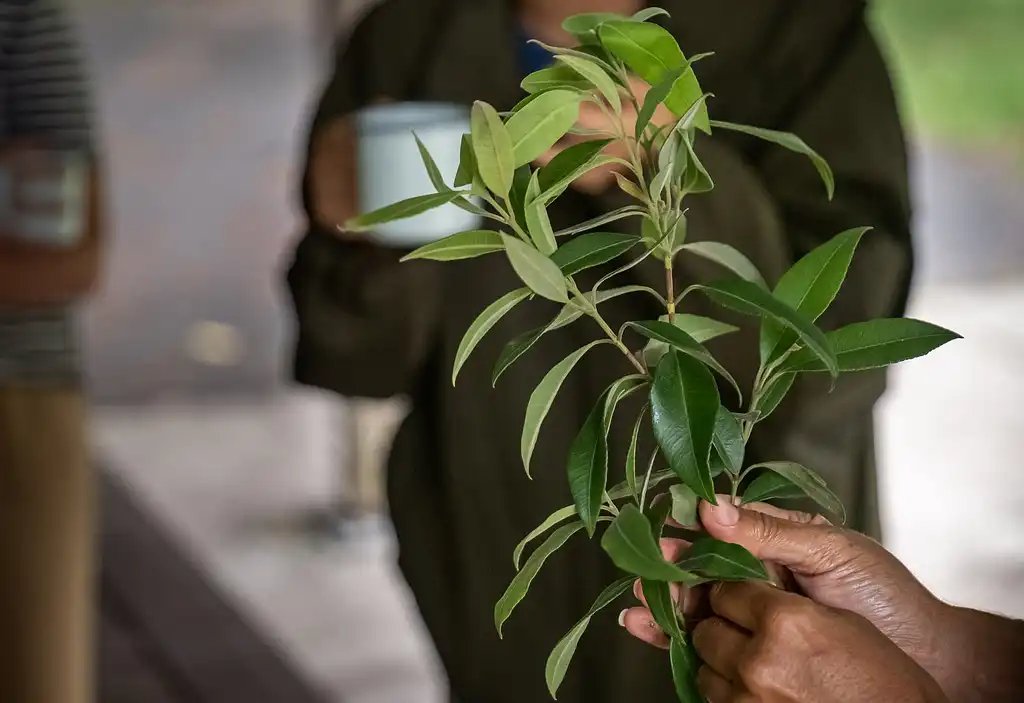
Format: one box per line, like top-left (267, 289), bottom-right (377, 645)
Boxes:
top-left (355, 102), bottom-right (482, 246)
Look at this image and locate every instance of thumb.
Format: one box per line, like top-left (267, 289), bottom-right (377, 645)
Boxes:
top-left (698, 496), bottom-right (844, 576)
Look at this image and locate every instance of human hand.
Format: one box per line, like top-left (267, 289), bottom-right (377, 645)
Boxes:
top-left (621, 497), bottom-right (959, 694)
top-left (688, 579), bottom-right (950, 702)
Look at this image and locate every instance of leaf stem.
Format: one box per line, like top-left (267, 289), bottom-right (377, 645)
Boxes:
top-left (570, 281), bottom-right (648, 376)
top-left (665, 258), bottom-right (676, 322)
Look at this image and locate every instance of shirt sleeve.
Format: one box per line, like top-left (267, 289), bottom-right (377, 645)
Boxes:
top-left (3, 0), bottom-right (95, 150)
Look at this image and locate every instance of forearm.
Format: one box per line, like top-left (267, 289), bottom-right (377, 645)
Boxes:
top-left (936, 606), bottom-right (1024, 703)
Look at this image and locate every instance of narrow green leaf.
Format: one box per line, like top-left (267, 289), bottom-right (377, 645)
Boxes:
top-left (344, 191), bottom-right (463, 232)
top-left (555, 54), bottom-right (621, 113)
top-left (471, 101), bottom-right (515, 196)
top-left (747, 461), bottom-right (846, 522)
top-left (761, 227), bottom-right (869, 363)
top-left (680, 241), bottom-right (768, 288)
top-left (562, 12), bottom-right (623, 37)
top-left (609, 469), bottom-right (674, 502)
top-left (649, 162), bottom-right (674, 200)
top-left (521, 65), bottom-right (589, 95)
top-left (625, 407), bottom-right (647, 502)
top-left (710, 119), bottom-right (835, 199)
top-left (454, 134), bottom-right (476, 188)
top-left (673, 314), bottom-right (740, 344)
top-left (615, 172), bottom-right (649, 202)
top-left (670, 637), bottom-right (704, 703)
top-left (546, 577), bottom-right (633, 699)
top-left (741, 471), bottom-right (805, 505)
top-left (642, 579), bottom-right (683, 640)
top-left (675, 92), bottom-right (713, 135)
top-left (507, 164), bottom-right (533, 232)
top-left (694, 279), bottom-right (838, 377)
top-left (711, 407), bottom-right (745, 476)
top-left (601, 505), bottom-right (702, 582)
top-left (650, 351), bottom-right (721, 503)
top-left (635, 67), bottom-right (685, 140)
top-left (513, 505), bottom-right (579, 570)
top-left (602, 375), bottom-right (648, 439)
top-left (568, 395), bottom-right (610, 536)
top-left (555, 206), bottom-right (646, 238)
top-left (505, 90), bottom-right (583, 168)
top-left (751, 371), bottom-right (795, 422)
top-left (538, 138), bottom-right (613, 197)
top-left (598, 21), bottom-right (710, 132)
top-left (495, 522), bottom-right (584, 636)
top-left (525, 197), bottom-right (557, 255)
top-left (669, 483), bottom-right (700, 528)
top-left (626, 321), bottom-right (741, 402)
top-left (413, 132), bottom-right (449, 194)
top-left (780, 318), bottom-right (962, 373)
top-left (452, 288), bottom-right (531, 385)
top-left (681, 138), bottom-right (714, 193)
top-left (522, 341), bottom-right (606, 477)
top-left (401, 230), bottom-right (504, 262)
top-left (502, 234), bottom-right (569, 303)
top-left (551, 232), bottom-right (640, 276)
top-left (633, 7), bottom-right (671, 23)
top-left (493, 324), bottom-right (548, 386)
top-left (677, 536), bottom-right (770, 581)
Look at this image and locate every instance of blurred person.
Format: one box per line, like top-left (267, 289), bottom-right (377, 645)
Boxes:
top-left (287, 0), bottom-right (914, 700)
top-left (0, 0), bottom-right (103, 701)
top-left (621, 499), bottom-right (1024, 703)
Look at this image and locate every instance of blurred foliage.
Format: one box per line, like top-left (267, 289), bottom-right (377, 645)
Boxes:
top-left (871, 0), bottom-right (1023, 146)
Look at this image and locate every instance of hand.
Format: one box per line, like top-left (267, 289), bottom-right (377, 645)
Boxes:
top-left (537, 75), bottom-right (672, 195)
top-left (690, 579), bottom-right (950, 703)
top-left (622, 497), bottom-right (958, 693)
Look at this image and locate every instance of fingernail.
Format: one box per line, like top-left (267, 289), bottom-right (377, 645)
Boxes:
top-left (710, 496), bottom-right (739, 526)
top-left (617, 609), bottom-right (628, 627)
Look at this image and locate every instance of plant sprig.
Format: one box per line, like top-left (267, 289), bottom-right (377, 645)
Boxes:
top-left (343, 10), bottom-right (961, 702)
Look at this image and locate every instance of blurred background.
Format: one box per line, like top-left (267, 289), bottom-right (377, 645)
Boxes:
top-left (56, 0), bottom-right (1024, 700)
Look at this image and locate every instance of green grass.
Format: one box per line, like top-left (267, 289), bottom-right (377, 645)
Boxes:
top-left (870, 0), bottom-right (1024, 146)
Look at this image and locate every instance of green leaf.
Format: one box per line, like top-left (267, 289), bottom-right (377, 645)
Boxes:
top-left (625, 407), bottom-right (647, 502)
top-left (615, 172), bottom-right (649, 202)
top-left (401, 230), bottom-right (504, 262)
top-left (751, 371), bottom-right (795, 422)
top-left (546, 577), bottom-right (634, 699)
top-left (780, 318), bottom-right (962, 373)
top-left (513, 505), bottom-right (578, 570)
top-left (538, 138), bottom-right (613, 198)
top-left (525, 195), bottom-right (557, 256)
top-left (452, 287), bottom-right (531, 384)
top-left (670, 637), bottom-right (704, 703)
top-left (495, 522), bottom-right (584, 636)
top-left (555, 54), bottom-right (621, 113)
top-left (454, 134), bottom-right (476, 188)
top-left (505, 90), bottom-right (583, 168)
top-left (508, 165), bottom-right (533, 232)
top-left (761, 227), bottom-right (869, 363)
top-left (746, 462), bottom-right (846, 522)
top-left (413, 132), bottom-right (449, 194)
top-left (568, 395), bottom-right (610, 536)
top-left (681, 138), bottom-right (714, 193)
top-left (635, 67), bottom-right (684, 140)
top-left (741, 471), bottom-right (805, 505)
top-left (555, 206), bottom-right (647, 238)
top-left (601, 505), bottom-right (702, 582)
top-left (521, 65), bottom-right (589, 94)
top-left (680, 241), bottom-right (767, 288)
top-left (522, 341), bottom-right (606, 477)
top-left (598, 21), bottom-right (710, 133)
top-left (710, 119), bottom-right (835, 199)
top-left (609, 469), bottom-right (674, 502)
top-left (632, 7), bottom-right (671, 23)
top-left (650, 351), bottom-right (721, 503)
top-left (562, 12), bottom-right (623, 38)
top-left (626, 321), bottom-right (742, 402)
top-left (344, 191), bottom-right (463, 232)
top-left (669, 483), bottom-right (699, 528)
top-left (642, 579), bottom-right (683, 640)
top-left (693, 279), bottom-right (838, 377)
top-left (673, 315), bottom-right (740, 344)
top-left (677, 537), bottom-right (770, 581)
top-left (602, 375), bottom-right (648, 439)
top-left (551, 232), bottom-right (640, 276)
top-left (493, 324), bottom-right (548, 386)
top-left (711, 407), bottom-right (745, 476)
top-left (471, 101), bottom-right (515, 197)
top-left (649, 161), bottom-right (674, 200)
top-left (502, 234), bottom-right (569, 303)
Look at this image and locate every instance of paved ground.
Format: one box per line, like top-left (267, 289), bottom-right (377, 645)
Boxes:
top-left (75, 1), bottom-right (1024, 701)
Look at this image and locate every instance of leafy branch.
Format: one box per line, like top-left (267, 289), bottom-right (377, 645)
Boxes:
top-left (342, 10), bottom-right (961, 702)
